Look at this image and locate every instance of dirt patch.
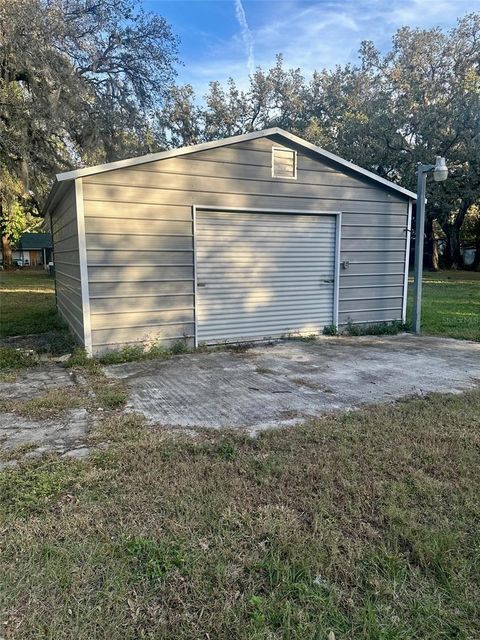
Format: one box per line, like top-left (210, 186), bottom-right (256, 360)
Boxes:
top-left (0, 363), bottom-right (76, 401)
top-left (0, 408), bottom-right (94, 468)
top-left (0, 363), bottom-right (126, 466)
top-left (291, 377), bottom-right (334, 392)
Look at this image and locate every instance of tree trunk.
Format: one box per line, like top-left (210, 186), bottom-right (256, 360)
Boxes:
top-left (471, 234), bottom-right (480, 271)
top-left (431, 237), bottom-right (439, 271)
top-left (1, 233), bottom-right (12, 268)
top-left (442, 225), bottom-right (463, 269)
top-left (442, 199), bottom-right (472, 270)
top-left (424, 216), bottom-right (439, 270)
top-left (0, 200), bottom-right (13, 268)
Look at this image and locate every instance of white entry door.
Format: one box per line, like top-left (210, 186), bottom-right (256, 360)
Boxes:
top-left (195, 210), bottom-right (337, 343)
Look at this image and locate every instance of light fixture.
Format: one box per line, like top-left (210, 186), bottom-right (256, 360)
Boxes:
top-left (433, 156), bottom-right (448, 182)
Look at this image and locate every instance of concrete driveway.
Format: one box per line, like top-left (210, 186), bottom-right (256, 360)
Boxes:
top-left (104, 334), bottom-right (480, 432)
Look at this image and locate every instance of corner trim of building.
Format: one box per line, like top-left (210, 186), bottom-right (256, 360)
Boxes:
top-left (75, 178), bottom-right (93, 356)
top-left (192, 204), bottom-right (199, 348)
top-left (333, 212), bottom-right (342, 328)
top-left (402, 201), bottom-right (413, 324)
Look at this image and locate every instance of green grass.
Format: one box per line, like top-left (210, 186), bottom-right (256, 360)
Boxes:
top-left (0, 391), bottom-right (479, 638)
top-left (0, 346), bottom-right (39, 371)
top-left (0, 270), bottom-right (65, 337)
top-left (407, 270), bottom-right (480, 341)
top-left (1, 269), bottom-right (479, 637)
top-left (94, 386), bottom-right (128, 409)
top-left (0, 377), bottom-right (128, 419)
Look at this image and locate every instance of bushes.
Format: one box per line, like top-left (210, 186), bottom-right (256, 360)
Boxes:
top-left (0, 347), bottom-right (38, 371)
top-left (344, 320), bottom-right (407, 336)
top-left (65, 339), bottom-right (191, 370)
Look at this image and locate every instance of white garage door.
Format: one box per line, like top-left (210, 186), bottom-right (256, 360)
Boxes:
top-left (195, 210), bottom-right (337, 343)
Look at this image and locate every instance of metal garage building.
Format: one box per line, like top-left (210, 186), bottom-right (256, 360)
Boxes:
top-left (44, 128), bottom-right (416, 355)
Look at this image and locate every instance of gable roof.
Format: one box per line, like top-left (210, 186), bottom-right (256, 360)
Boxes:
top-left (17, 233), bottom-right (52, 250)
top-left (51, 128), bottom-right (416, 203)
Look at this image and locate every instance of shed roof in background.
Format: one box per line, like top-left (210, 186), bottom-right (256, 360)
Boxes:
top-left (45, 129), bottom-right (416, 213)
top-left (16, 233), bottom-right (52, 250)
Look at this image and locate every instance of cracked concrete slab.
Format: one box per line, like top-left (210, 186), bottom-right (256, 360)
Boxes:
top-left (0, 408), bottom-right (94, 468)
top-left (104, 335), bottom-right (480, 432)
top-left (0, 363), bottom-right (76, 401)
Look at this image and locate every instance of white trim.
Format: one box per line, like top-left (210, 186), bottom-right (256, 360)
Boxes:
top-left (333, 212), bottom-right (342, 328)
top-left (342, 306), bottom-right (402, 313)
top-left (75, 178), bottom-right (93, 356)
top-left (340, 318), bottom-right (401, 326)
top-left (193, 205), bottom-right (342, 216)
top-left (193, 205), bottom-right (341, 342)
top-left (54, 127), bottom-right (416, 200)
top-left (341, 272), bottom-right (404, 277)
top-left (192, 205), bottom-right (199, 348)
top-left (402, 200), bottom-right (413, 323)
top-left (271, 146), bottom-right (297, 180)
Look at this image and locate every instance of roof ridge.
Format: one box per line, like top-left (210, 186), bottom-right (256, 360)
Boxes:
top-left (48, 128), bottom-right (415, 206)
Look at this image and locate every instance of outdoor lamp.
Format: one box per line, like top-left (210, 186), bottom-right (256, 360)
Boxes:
top-left (412, 155), bottom-right (449, 334)
top-left (433, 156), bottom-right (448, 182)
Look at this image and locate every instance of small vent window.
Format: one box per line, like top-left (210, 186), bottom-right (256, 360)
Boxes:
top-left (272, 147), bottom-right (297, 179)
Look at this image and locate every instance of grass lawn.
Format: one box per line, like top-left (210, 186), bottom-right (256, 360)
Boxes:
top-left (407, 270), bottom-right (480, 341)
top-left (0, 269), bottom-right (479, 638)
top-left (1, 391), bottom-right (479, 639)
top-left (0, 269), bottom-right (65, 337)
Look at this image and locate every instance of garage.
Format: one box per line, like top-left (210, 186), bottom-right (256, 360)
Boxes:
top-left (45, 127), bottom-right (416, 355)
top-left (195, 209), bottom-right (338, 343)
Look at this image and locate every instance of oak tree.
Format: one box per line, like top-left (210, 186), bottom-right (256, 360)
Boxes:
top-left (0, 0), bottom-right (178, 265)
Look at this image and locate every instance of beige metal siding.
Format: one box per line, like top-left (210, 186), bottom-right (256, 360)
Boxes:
top-left (83, 198), bottom-right (194, 351)
top-left (50, 182), bottom-right (85, 345)
top-left (196, 211), bottom-right (336, 342)
top-left (82, 134), bottom-right (410, 352)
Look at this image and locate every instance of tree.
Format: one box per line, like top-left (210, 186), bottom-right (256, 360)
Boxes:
top-left (156, 84), bottom-right (204, 149)
top-left (159, 16), bottom-right (479, 270)
top-left (302, 14), bottom-right (480, 269)
top-left (0, 170), bottom-right (36, 265)
top-left (0, 0), bottom-right (179, 265)
top-left (202, 57), bottom-right (306, 139)
top-left (157, 55), bottom-right (307, 147)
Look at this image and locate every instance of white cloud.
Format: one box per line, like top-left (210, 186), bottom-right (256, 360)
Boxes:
top-left (234, 0), bottom-right (255, 76)
top-left (176, 0), bottom-right (473, 99)
top-left (387, 0), bottom-right (473, 27)
top-left (252, 1), bottom-right (367, 75)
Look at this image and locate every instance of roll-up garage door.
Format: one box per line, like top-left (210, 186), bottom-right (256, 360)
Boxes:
top-left (195, 210), bottom-right (337, 343)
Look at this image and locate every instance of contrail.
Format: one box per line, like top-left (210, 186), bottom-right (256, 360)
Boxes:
top-left (235, 0), bottom-right (255, 76)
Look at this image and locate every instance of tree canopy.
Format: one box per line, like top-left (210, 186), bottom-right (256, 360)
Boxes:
top-left (0, 0), bottom-right (179, 264)
top-left (158, 13), bottom-right (480, 268)
top-left (1, 5), bottom-right (479, 269)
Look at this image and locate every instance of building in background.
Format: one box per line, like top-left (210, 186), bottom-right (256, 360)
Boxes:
top-left (12, 233), bottom-right (53, 268)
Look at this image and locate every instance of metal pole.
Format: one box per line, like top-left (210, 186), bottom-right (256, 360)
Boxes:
top-left (412, 166), bottom-right (428, 333)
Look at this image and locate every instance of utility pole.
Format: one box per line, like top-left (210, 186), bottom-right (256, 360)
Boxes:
top-left (412, 157), bottom-right (448, 334)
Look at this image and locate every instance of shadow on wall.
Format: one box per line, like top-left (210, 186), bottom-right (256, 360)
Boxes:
top-left (194, 210), bottom-right (336, 340)
top-left (88, 207), bottom-right (337, 348)
top-left (83, 143), bottom-right (407, 349)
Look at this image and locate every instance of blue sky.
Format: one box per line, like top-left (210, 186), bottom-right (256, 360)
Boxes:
top-left (144, 0), bottom-right (476, 97)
